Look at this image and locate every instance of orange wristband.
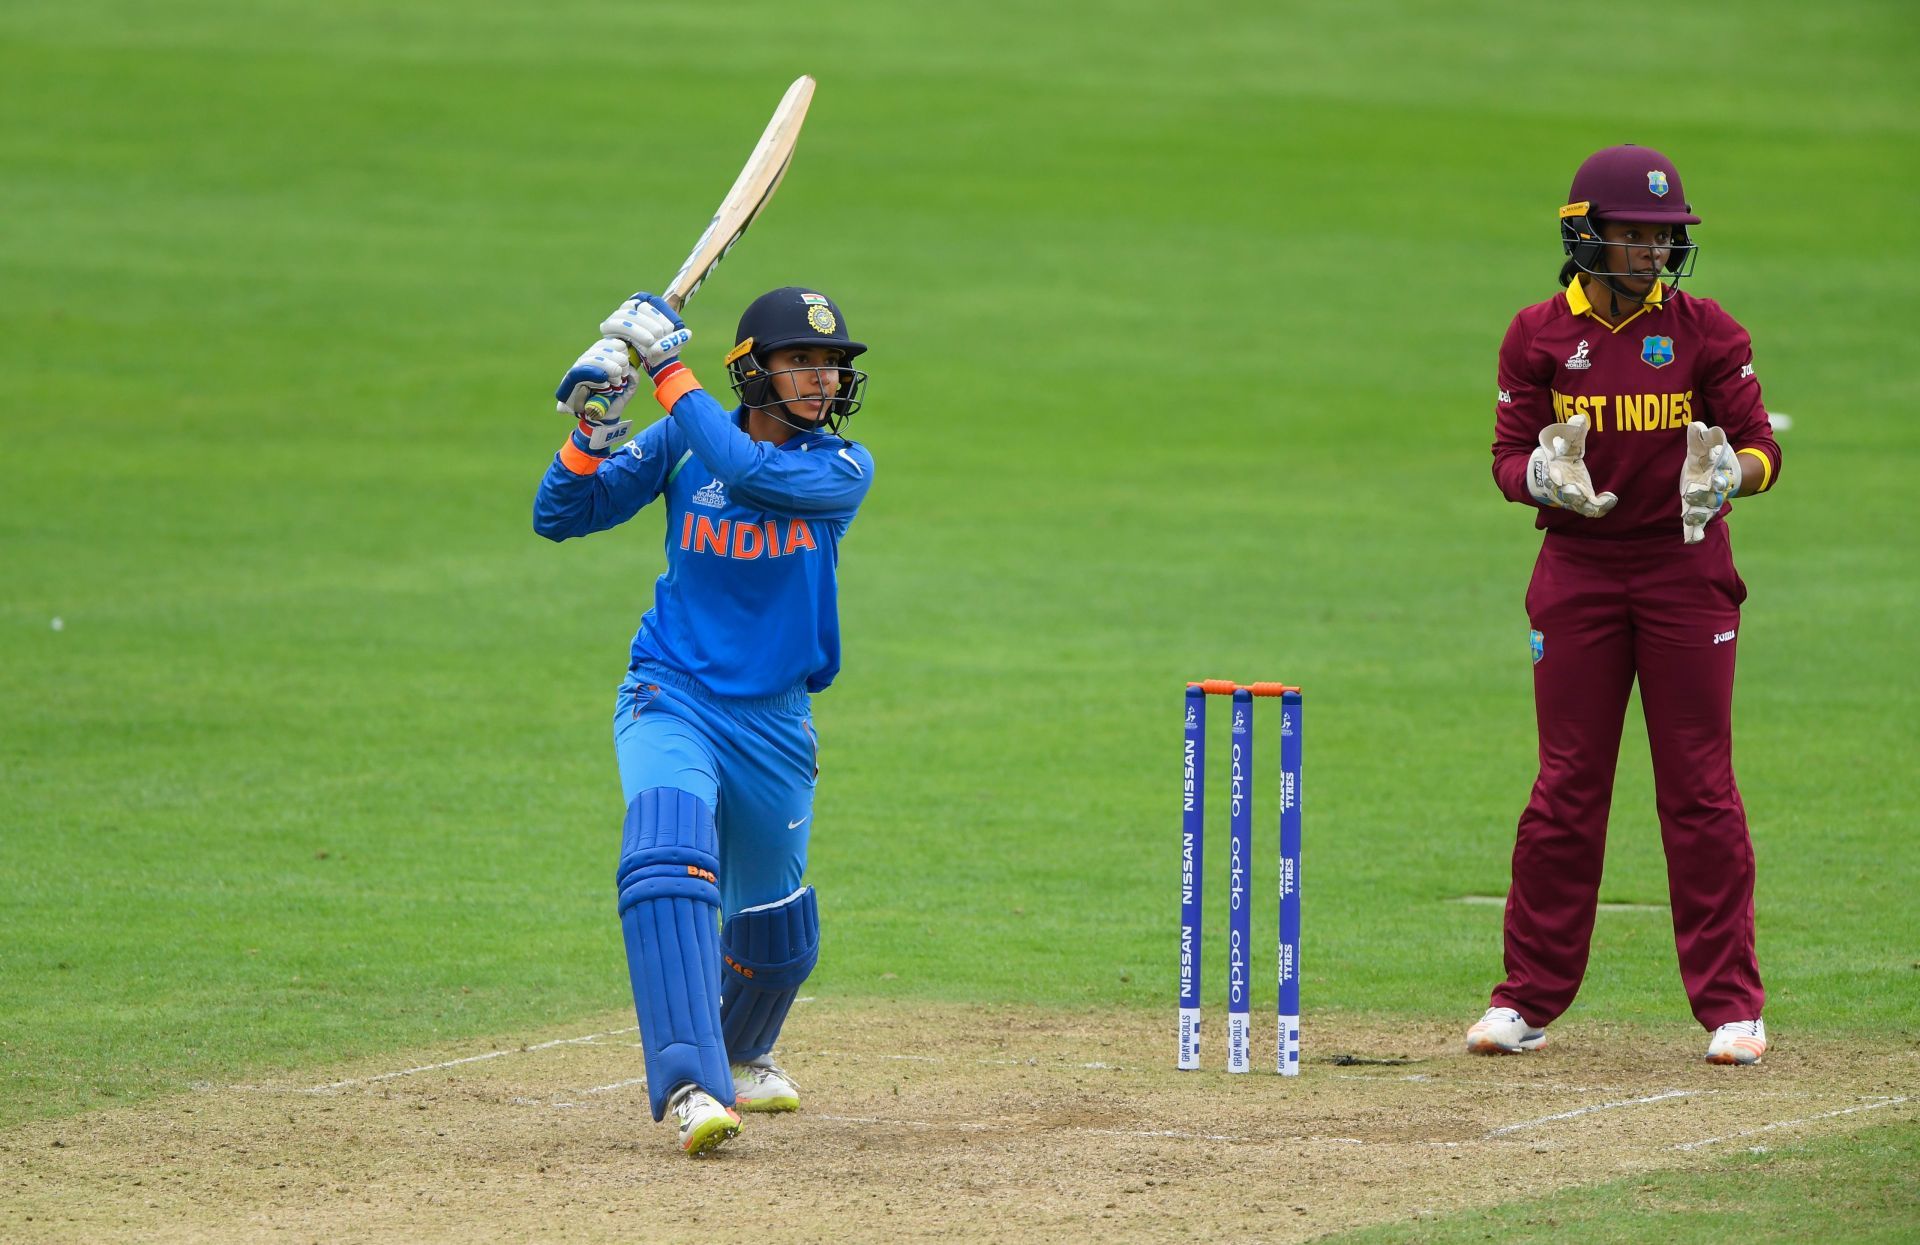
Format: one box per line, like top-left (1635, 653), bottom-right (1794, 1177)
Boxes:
top-left (653, 362), bottom-right (703, 411)
top-left (558, 436), bottom-right (604, 476)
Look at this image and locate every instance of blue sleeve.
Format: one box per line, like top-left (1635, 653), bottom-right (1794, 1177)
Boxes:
top-left (665, 386), bottom-right (874, 518)
top-left (532, 418), bottom-right (677, 540)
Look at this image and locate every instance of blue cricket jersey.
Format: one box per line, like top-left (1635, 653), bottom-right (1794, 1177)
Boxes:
top-left (534, 376), bottom-right (874, 699)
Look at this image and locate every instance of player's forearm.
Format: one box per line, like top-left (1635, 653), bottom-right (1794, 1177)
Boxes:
top-left (650, 367), bottom-right (764, 482)
top-left (534, 461), bottom-right (607, 540)
top-left (1491, 447), bottom-right (1538, 505)
top-left (1491, 381), bottom-right (1552, 505)
top-left (533, 447), bottom-right (640, 540)
top-left (1732, 445), bottom-right (1779, 497)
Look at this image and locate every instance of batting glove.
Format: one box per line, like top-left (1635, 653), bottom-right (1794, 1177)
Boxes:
top-left (1679, 422), bottom-right (1739, 544)
top-left (555, 337), bottom-right (638, 452)
top-left (600, 292), bottom-right (691, 375)
top-left (1526, 413), bottom-right (1619, 518)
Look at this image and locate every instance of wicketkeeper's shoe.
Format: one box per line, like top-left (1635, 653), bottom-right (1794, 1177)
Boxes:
top-left (731, 1059), bottom-right (800, 1113)
top-left (1465, 1006), bottom-right (1549, 1055)
top-left (668, 1084), bottom-right (741, 1156)
top-left (1705, 1019), bottom-right (1767, 1065)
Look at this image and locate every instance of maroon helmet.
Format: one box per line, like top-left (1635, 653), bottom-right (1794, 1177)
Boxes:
top-left (1559, 144), bottom-right (1699, 288)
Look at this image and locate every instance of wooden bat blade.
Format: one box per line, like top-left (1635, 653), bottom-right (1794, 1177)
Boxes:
top-left (583, 76), bottom-right (815, 421)
top-left (663, 74), bottom-right (816, 311)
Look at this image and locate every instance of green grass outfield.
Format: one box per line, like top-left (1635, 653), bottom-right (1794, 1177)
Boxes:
top-left (2, 0), bottom-right (1915, 1230)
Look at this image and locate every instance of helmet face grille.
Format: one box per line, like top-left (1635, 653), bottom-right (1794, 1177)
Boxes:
top-left (728, 349), bottom-right (868, 435)
top-left (1559, 203), bottom-right (1698, 291)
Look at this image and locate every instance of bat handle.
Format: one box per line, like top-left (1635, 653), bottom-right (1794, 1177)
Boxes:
top-left (581, 289), bottom-right (686, 420)
top-left (581, 344), bottom-right (646, 421)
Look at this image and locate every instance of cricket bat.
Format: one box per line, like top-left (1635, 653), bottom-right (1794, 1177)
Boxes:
top-left (585, 74), bottom-right (815, 421)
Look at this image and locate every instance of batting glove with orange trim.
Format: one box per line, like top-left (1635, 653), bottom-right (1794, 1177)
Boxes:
top-left (555, 337), bottom-right (638, 451)
top-left (600, 292), bottom-right (691, 375)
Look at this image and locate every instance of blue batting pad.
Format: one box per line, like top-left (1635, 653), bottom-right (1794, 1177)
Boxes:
top-left (616, 787), bottom-right (733, 1119)
top-left (720, 885), bottom-right (820, 1062)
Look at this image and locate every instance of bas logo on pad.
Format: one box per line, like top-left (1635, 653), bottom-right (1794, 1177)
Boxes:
top-left (1641, 336), bottom-right (1675, 369)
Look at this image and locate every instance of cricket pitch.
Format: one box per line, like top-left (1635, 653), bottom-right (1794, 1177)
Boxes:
top-left (5, 1002), bottom-right (1913, 1242)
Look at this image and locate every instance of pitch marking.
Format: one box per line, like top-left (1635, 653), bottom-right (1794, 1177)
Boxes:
top-left (1483, 1089), bottom-right (1699, 1137)
top-left (287, 1027), bottom-right (636, 1093)
top-left (1671, 1096), bottom-right (1909, 1151)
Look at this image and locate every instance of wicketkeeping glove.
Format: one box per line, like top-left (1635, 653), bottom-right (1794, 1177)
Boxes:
top-left (1525, 413), bottom-right (1618, 518)
top-left (600, 292), bottom-right (691, 374)
top-left (1679, 422), bottom-right (1739, 544)
top-left (555, 337), bottom-right (638, 451)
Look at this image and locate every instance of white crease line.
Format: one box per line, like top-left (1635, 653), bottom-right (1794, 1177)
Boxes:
top-left (544, 1075), bottom-right (655, 1107)
top-left (812, 1115), bottom-right (1373, 1145)
top-left (285, 1027), bottom-right (638, 1093)
top-left (815, 1114), bottom-right (1244, 1143)
top-left (1337, 1074), bottom-right (1692, 1095)
top-left (1484, 1089), bottom-right (1698, 1137)
top-left (1083, 1127), bottom-right (1249, 1142)
top-left (815, 1114), bottom-right (991, 1132)
top-left (1671, 1096), bottom-right (1910, 1151)
top-left (810, 1050), bottom-right (1122, 1071)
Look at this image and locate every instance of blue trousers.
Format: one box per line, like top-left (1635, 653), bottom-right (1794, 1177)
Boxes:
top-left (612, 664), bottom-right (817, 918)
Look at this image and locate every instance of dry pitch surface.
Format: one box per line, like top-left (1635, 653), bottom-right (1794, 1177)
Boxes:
top-left (6, 1002), bottom-right (1913, 1243)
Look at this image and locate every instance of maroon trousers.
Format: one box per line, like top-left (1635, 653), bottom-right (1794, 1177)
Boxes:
top-left (1494, 523), bottom-right (1765, 1030)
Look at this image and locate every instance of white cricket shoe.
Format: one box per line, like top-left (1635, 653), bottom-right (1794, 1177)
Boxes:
top-left (669, 1084), bottom-right (741, 1156)
top-left (731, 1059), bottom-right (800, 1113)
top-left (1465, 1006), bottom-right (1549, 1055)
top-left (1705, 1019), bottom-right (1767, 1065)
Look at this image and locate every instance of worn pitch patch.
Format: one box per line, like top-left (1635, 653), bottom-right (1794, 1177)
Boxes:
top-left (4, 1004), bottom-right (1912, 1244)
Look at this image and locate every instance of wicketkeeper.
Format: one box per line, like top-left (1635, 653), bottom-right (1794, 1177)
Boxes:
top-left (1474, 145), bottom-right (1781, 1065)
top-left (534, 288), bottom-right (874, 1154)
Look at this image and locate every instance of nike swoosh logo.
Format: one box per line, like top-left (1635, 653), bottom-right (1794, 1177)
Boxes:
top-left (788, 816), bottom-right (810, 829)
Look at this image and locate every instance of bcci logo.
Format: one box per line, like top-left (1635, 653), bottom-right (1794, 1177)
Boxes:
top-left (1647, 169), bottom-right (1670, 197)
top-left (1641, 336), bottom-right (1675, 369)
top-left (800, 291), bottom-right (837, 334)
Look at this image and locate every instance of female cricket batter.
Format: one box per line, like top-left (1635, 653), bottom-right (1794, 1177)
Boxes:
top-left (534, 288), bottom-right (873, 1154)
top-left (1471, 145), bottom-right (1781, 1065)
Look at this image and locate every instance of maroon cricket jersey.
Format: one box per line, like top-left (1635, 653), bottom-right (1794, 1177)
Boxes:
top-left (1491, 281), bottom-right (1782, 539)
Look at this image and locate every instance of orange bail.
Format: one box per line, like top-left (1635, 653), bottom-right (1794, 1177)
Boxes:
top-left (1187, 680), bottom-right (1299, 697)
